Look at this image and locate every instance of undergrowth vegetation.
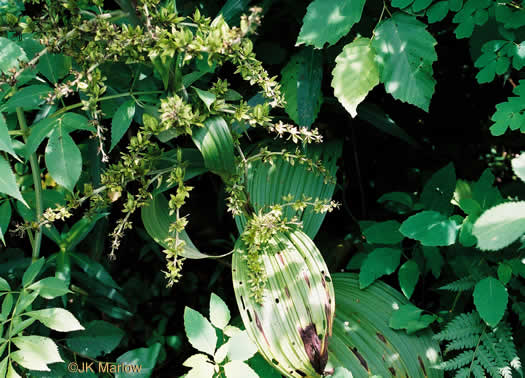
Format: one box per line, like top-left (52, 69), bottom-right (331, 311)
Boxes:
top-left (0, 0), bottom-right (523, 377)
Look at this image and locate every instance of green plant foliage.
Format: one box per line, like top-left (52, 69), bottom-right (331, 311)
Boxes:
top-left (473, 276), bottom-right (508, 327)
top-left (110, 99), bottom-right (136, 151)
top-left (0, 155), bottom-right (25, 204)
top-left (389, 303), bottom-right (437, 334)
top-left (281, 48), bottom-right (323, 127)
top-left (472, 202), bottom-right (525, 251)
top-left (452, 0), bottom-right (491, 38)
top-left (45, 126), bottom-right (82, 192)
top-left (234, 141), bottom-right (341, 239)
top-left (434, 312), bottom-right (522, 377)
top-left (512, 152), bottom-right (525, 183)
top-left (420, 162), bottom-right (456, 215)
top-left (398, 259), bottom-right (420, 299)
top-left (489, 80), bottom-right (525, 136)
top-left (400, 211), bottom-right (458, 246)
top-left (372, 12), bottom-right (438, 111)
top-left (65, 320), bottom-right (125, 358)
top-left (296, 0), bottom-right (366, 48)
top-left (359, 247), bottom-right (402, 288)
top-left (182, 293), bottom-right (275, 378)
top-left (331, 37), bottom-right (380, 118)
top-left (362, 220), bottom-right (403, 244)
top-left (329, 273), bottom-right (443, 377)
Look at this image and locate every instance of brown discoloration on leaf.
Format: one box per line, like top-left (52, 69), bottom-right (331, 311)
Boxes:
top-left (299, 323), bottom-right (328, 375)
top-left (350, 347), bottom-right (369, 371)
top-left (303, 271), bottom-right (311, 288)
top-left (325, 302), bottom-right (333, 337)
top-left (254, 312), bottom-right (270, 347)
top-left (277, 253), bottom-right (285, 266)
top-left (418, 356), bottom-right (427, 377)
top-left (284, 286), bottom-right (291, 298)
top-left (389, 367), bottom-right (396, 376)
top-left (376, 332), bottom-right (387, 344)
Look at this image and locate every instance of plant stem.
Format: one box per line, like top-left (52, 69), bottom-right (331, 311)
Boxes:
top-left (51, 90), bottom-right (163, 118)
top-left (16, 108), bottom-right (43, 261)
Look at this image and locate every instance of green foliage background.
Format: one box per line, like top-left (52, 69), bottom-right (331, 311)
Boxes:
top-left (0, 0), bottom-right (523, 377)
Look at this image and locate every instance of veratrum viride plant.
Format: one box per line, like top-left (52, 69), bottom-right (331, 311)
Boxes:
top-left (232, 223), bottom-right (335, 378)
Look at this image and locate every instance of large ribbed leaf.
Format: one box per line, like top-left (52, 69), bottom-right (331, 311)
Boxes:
top-left (281, 48), bottom-right (323, 127)
top-left (141, 193), bottom-right (230, 259)
top-left (235, 141), bottom-right (341, 239)
top-left (328, 273), bottom-right (443, 377)
top-left (372, 13), bottom-right (437, 111)
top-left (232, 228), bottom-right (334, 377)
top-left (192, 116), bottom-right (236, 179)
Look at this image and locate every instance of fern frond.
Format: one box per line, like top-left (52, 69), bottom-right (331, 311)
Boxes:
top-left (434, 312), bottom-right (483, 341)
top-left (439, 276), bottom-right (476, 292)
top-left (446, 334), bottom-right (480, 353)
top-left (495, 322), bottom-right (523, 376)
top-left (435, 313), bottom-right (521, 378)
top-left (511, 301), bottom-right (525, 326)
top-left (436, 350), bottom-right (475, 371)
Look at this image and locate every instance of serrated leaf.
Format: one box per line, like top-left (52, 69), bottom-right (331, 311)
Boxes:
top-left (489, 81), bottom-right (525, 136)
top-left (372, 13), bottom-right (437, 111)
top-left (400, 211), bottom-right (458, 246)
top-left (362, 220), bottom-right (403, 244)
top-left (227, 330), bottom-right (257, 361)
top-left (420, 163), bottom-right (456, 214)
top-left (359, 248), bottom-right (401, 288)
top-left (427, 1), bottom-right (449, 23)
top-left (223, 360), bottom-right (258, 378)
top-left (209, 293), bottom-right (230, 330)
top-left (27, 277), bottom-right (70, 299)
top-left (115, 343), bottom-right (161, 378)
top-left (331, 37), bottom-right (380, 118)
top-left (25, 308), bottom-right (84, 332)
top-left (0, 85), bottom-right (52, 113)
top-left (22, 257), bottom-right (45, 287)
top-left (413, 0), bottom-right (433, 12)
top-left (0, 113), bottom-right (18, 160)
top-left (296, 0), bottom-right (366, 48)
top-left (472, 202), bottom-right (525, 251)
top-left (473, 277), bottom-right (508, 327)
top-left (215, 342), bottom-right (229, 363)
top-left (66, 320), bottom-right (125, 358)
top-left (186, 362), bottom-right (215, 378)
top-left (512, 152), bottom-right (525, 183)
top-left (398, 260), bottom-right (420, 299)
top-left (110, 99), bottom-right (135, 151)
top-left (183, 353), bottom-right (210, 368)
top-left (11, 336), bottom-right (63, 370)
top-left (184, 307), bottom-right (217, 355)
top-left (281, 48), bottom-right (323, 127)
top-left (0, 156), bottom-right (26, 205)
top-left (45, 126), bottom-right (82, 192)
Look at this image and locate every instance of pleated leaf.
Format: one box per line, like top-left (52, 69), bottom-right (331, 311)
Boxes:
top-left (281, 48), bottom-right (323, 127)
top-left (235, 141), bottom-right (341, 239)
top-left (141, 193), bottom-right (231, 259)
top-left (192, 116), bottom-right (236, 179)
top-left (331, 37), bottom-right (380, 118)
top-left (328, 273), bottom-right (443, 378)
top-left (372, 13), bottom-right (437, 111)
